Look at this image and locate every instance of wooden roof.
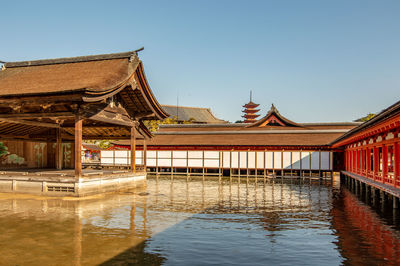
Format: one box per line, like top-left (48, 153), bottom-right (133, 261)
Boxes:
top-left (331, 100), bottom-right (400, 147)
top-left (0, 50), bottom-right (168, 141)
top-left (249, 104), bottom-right (301, 127)
top-left (111, 107), bottom-right (360, 148)
top-left (161, 105), bottom-right (228, 124)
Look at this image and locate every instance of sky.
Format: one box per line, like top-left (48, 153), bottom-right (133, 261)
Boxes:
top-left (1, 0), bottom-right (399, 123)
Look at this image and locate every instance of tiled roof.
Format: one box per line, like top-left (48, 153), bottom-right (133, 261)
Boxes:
top-left (161, 105), bottom-right (227, 124)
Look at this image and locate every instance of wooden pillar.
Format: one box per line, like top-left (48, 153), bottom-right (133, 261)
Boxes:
top-left (143, 138), bottom-right (147, 170)
top-left (130, 126), bottom-right (136, 173)
top-left (56, 128), bottom-right (62, 170)
top-left (74, 116), bottom-right (82, 179)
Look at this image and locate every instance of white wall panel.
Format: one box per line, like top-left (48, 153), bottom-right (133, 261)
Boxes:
top-left (158, 151), bottom-right (171, 158)
top-left (301, 152), bottom-right (311, 170)
top-left (320, 152), bottom-right (330, 170)
top-left (291, 152), bottom-right (301, 169)
top-left (222, 151), bottom-right (231, 169)
top-left (239, 151), bottom-right (247, 168)
top-left (101, 151), bottom-right (113, 157)
top-left (173, 151), bottom-right (187, 159)
top-left (231, 152), bottom-right (239, 168)
top-left (204, 159), bottom-right (219, 168)
top-left (265, 152), bottom-right (273, 169)
top-left (274, 152), bottom-right (282, 169)
top-left (204, 151), bottom-right (219, 159)
top-left (158, 158), bottom-right (171, 167)
top-left (188, 159), bottom-right (203, 167)
top-left (311, 151), bottom-right (320, 170)
top-left (135, 158), bottom-right (143, 165)
top-left (188, 151), bottom-right (203, 159)
top-left (115, 150), bottom-right (128, 157)
top-left (173, 158), bottom-right (187, 167)
top-left (135, 151), bottom-right (143, 158)
top-left (283, 152), bottom-right (291, 169)
top-left (115, 158), bottom-right (128, 165)
top-left (101, 157), bottom-right (113, 165)
top-left (248, 152), bottom-right (256, 169)
top-left (256, 152), bottom-right (264, 169)
top-left (146, 158), bottom-right (156, 167)
top-left (147, 151), bottom-right (157, 158)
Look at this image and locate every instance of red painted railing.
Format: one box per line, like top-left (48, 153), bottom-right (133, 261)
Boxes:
top-left (345, 139), bottom-right (399, 188)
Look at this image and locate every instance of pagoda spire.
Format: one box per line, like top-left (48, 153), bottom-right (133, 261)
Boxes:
top-left (242, 91), bottom-right (260, 123)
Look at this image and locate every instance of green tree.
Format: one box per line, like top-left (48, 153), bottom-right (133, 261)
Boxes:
top-left (355, 113), bottom-right (376, 122)
top-left (143, 116), bottom-right (196, 132)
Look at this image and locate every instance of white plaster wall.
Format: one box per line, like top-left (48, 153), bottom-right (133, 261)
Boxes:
top-left (311, 151), bottom-right (320, 170)
top-left (291, 152), bottom-right (301, 169)
top-left (274, 152), bottom-right (282, 169)
top-left (283, 152), bottom-right (291, 169)
top-left (321, 152), bottom-right (330, 170)
top-left (248, 152), bottom-right (256, 169)
top-left (265, 152), bottom-right (273, 169)
top-left (301, 152), bottom-right (311, 170)
top-left (231, 152), bottom-right (239, 168)
top-left (239, 151), bottom-right (247, 168)
top-left (256, 152), bottom-right (264, 169)
top-left (222, 151), bottom-right (231, 168)
top-left (188, 159), bottom-right (203, 167)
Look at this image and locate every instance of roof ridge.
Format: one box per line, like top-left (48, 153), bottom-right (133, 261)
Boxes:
top-left (161, 104), bottom-right (210, 110)
top-left (4, 48), bottom-right (143, 68)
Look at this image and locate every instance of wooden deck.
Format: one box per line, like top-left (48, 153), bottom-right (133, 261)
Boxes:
top-left (342, 170), bottom-right (400, 198)
top-left (0, 168), bottom-right (147, 197)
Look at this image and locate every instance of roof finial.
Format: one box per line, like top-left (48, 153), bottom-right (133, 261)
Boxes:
top-left (271, 103), bottom-right (277, 112)
top-left (250, 90), bottom-right (252, 102)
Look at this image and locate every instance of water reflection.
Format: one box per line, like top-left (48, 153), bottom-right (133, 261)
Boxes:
top-left (0, 176), bottom-right (398, 265)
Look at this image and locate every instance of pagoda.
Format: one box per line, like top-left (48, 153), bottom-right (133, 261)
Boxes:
top-left (242, 91), bottom-right (260, 123)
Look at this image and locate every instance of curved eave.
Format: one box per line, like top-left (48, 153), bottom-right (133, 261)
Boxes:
top-left (138, 121), bottom-right (153, 139)
top-left (135, 62), bottom-right (169, 120)
top-left (249, 110), bottom-right (302, 128)
top-left (331, 100), bottom-right (400, 148)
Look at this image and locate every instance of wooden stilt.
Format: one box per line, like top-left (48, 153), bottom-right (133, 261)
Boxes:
top-left (56, 128), bottom-right (62, 170)
top-left (74, 116), bottom-right (82, 179)
top-left (143, 139), bottom-right (147, 171)
top-left (130, 126), bottom-right (136, 174)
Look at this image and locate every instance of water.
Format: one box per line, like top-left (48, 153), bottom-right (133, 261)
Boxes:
top-left (0, 176), bottom-right (399, 265)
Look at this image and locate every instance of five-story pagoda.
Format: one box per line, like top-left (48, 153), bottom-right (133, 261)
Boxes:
top-left (242, 91), bottom-right (260, 123)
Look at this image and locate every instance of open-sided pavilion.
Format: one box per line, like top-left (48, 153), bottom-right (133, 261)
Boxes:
top-left (0, 50), bottom-right (168, 196)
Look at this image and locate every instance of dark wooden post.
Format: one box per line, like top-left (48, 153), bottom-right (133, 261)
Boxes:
top-left (74, 116), bottom-right (82, 179)
top-left (143, 138), bottom-right (147, 171)
top-left (56, 128), bottom-right (62, 170)
top-left (131, 126), bottom-right (136, 173)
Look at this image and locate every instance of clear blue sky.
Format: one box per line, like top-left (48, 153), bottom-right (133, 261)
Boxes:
top-left (2, 0), bottom-right (399, 122)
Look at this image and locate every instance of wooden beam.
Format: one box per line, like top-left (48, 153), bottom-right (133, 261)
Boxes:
top-left (56, 128), bottom-right (63, 170)
top-left (0, 112), bottom-right (73, 119)
top-left (0, 118), bottom-right (60, 128)
top-left (131, 126), bottom-right (136, 173)
top-left (75, 116), bottom-right (83, 179)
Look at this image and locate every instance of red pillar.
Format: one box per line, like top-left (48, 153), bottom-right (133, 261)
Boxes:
top-left (395, 142), bottom-right (399, 188)
top-left (383, 144), bottom-right (388, 184)
top-left (366, 148), bottom-right (371, 177)
top-left (373, 146), bottom-right (378, 181)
